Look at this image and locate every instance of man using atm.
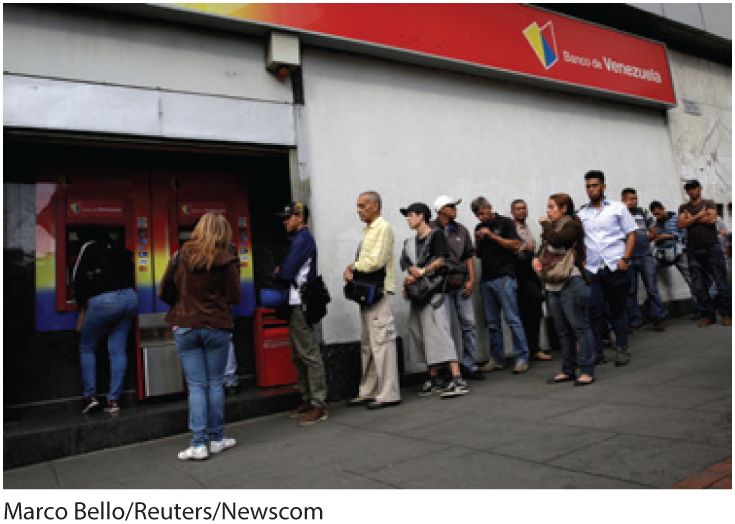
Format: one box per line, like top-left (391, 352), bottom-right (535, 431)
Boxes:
top-left (73, 226), bottom-right (138, 414)
top-left (274, 202), bottom-right (329, 426)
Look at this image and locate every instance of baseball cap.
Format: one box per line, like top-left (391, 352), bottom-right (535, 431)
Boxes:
top-left (400, 202), bottom-right (432, 221)
top-left (275, 202), bottom-right (307, 217)
top-left (433, 195), bottom-right (462, 213)
top-left (683, 180), bottom-right (701, 190)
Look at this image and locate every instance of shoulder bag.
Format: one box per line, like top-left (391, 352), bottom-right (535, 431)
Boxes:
top-left (300, 274), bottom-right (331, 325)
top-left (159, 251), bottom-right (181, 306)
top-left (538, 242), bottom-right (577, 284)
top-left (344, 242), bottom-right (386, 306)
top-left (403, 230), bottom-right (447, 308)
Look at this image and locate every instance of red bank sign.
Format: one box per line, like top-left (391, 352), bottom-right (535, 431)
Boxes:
top-left (170, 3), bottom-right (676, 107)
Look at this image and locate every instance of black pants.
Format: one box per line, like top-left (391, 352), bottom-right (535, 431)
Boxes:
top-left (514, 258), bottom-right (544, 354)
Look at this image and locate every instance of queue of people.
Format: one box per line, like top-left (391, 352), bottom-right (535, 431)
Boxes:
top-left (73, 171), bottom-right (731, 461)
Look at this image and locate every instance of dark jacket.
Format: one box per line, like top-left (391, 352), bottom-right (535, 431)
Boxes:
top-left (72, 241), bottom-right (135, 307)
top-left (160, 247), bottom-right (241, 329)
top-left (537, 218), bottom-right (590, 284)
top-left (276, 227), bottom-right (317, 285)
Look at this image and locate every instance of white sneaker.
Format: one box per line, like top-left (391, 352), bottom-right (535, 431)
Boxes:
top-left (178, 445), bottom-right (209, 461)
top-left (210, 437), bottom-right (237, 454)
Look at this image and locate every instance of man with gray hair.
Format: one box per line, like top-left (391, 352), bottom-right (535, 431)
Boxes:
top-left (343, 191), bottom-right (402, 410)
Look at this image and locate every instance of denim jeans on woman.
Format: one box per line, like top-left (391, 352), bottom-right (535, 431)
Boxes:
top-left (175, 327), bottom-right (231, 447)
top-left (547, 276), bottom-right (596, 376)
top-left (79, 288), bottom-right (138, 400)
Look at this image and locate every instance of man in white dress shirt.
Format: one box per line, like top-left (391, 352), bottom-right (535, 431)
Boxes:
top-left (577, 171), bottom-right (637, 367)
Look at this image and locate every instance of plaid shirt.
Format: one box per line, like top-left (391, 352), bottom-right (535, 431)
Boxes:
top-left (653, 211), bottom-right (685, 250)
top-left (354, 216), bottom-right (396, 293)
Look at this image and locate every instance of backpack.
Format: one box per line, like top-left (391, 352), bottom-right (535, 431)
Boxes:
top-left (73, 241), bottom-right (134, 304)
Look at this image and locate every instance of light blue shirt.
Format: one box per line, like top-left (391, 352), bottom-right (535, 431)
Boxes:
top-left (578, 199), bottom-right (637, 274)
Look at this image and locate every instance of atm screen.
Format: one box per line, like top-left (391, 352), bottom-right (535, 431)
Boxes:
top-left (65, 226), bottom-right (125, 303)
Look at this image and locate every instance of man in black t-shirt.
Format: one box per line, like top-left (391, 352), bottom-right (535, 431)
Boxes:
top-left (471, 198), bottom-right (530, 374)
top-left (677, 180), bottom-right (731, 327)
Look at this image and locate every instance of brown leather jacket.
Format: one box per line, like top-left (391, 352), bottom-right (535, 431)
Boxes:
top-left (159, 247), bottom-right (241, 329)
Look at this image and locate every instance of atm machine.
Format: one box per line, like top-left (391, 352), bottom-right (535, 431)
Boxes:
top-left (36, 168), bottom-right (255, 401)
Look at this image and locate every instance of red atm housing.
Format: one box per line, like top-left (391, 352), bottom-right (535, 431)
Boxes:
top-left (254, 308), bottom-right (298, 388)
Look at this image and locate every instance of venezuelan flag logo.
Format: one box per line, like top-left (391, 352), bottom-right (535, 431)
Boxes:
top-left (70, 203), bottom-right (80, 214)
top-left (524, 21), bottom-right (558, 70)
top-left (181, 205), bottom-right (190, 215)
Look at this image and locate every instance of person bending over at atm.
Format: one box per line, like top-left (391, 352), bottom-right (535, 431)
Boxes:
top-left (274, 202), bottom-right (329, 427)
top-left (73, 226), bottom-right (138, 415)
top-left (159, 213), bottom-right (242, 461)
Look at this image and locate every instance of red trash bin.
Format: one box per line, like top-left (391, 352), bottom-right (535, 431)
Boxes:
top-left (254, 308), bottom-right (298, 388)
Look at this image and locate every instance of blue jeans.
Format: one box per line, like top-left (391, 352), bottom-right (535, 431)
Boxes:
top-left (444, 290), bottom-right (478, 371)
top-left (175, 328), bottom-right (231, 447)
top-left (79, 288), bottom-right (138, 401)
top-left (688, 244), bottom-right (732, 321)
top-left (627, 255), bottom-right (665, 325)
top-left (547, 276), bottom-right (596, 376)
top-left (479, 276), bottom-right (530, 364)
top-left (224, 338), bottom-right (239, 387)
top-left (588, 267), bottom-right (630, 353)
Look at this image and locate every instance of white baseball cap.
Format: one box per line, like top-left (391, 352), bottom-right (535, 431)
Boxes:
top-left (434, 195), bottom-right (462, 213)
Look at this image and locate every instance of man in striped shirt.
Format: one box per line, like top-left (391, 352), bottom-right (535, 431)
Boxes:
top-left (344, 191), bottom-right (402, 410)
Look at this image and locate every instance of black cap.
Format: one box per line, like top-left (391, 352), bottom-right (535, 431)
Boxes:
top-left (684, 180), bottom-right (701, 190)
top-left (400, 202), bottom-right (432, 221)
top-left (275, 202), bottom-right (307, 217)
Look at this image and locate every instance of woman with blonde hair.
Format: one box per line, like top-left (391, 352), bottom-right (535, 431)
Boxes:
top-left (159, 213), bottom-right (242, 460)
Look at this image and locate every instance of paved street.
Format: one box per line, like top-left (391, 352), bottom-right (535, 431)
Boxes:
top-left (4, 318), bottom-right (731, 489)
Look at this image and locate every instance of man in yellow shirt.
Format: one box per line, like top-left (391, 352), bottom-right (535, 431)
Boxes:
top-left (343, 191), bottom-right (402, 409)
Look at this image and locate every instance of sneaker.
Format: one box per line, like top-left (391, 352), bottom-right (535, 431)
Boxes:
top-left (82, 396), bottom-right (99, 414)
top-left (512, 360), bottom-right (530, 374)
top-left (178, 445), bottom-right (209, 461)
top-left (297, 407), bottom-right (328, 427)
top-left (210, 437), bottom-right (237, 454)
top-left (723, 317), bottom-right (732, 327)
top-left (479, 361), bottom-right (505, 372)
top-left (439, 380), bottom-right (469, 398)
top-left (654, 320), bottom-right (666, 332)
top-left (614, 348), bottom-right (631, 367)
top-left (698, 318), bottom-right (714, 328)
top-left (287, 402), bottom-right (312, 419)
top-left (104, 400), bottom-right (120, 414)
top-left (416, 379), bottom-right (443, 397)
top-left (464, 369), bottom-right (486, 381)
top-left (595, 352), bottom-right (607, 365)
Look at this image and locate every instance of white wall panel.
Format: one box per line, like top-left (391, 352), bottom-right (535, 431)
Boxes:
top-left (4, 76), bottom-right (296, 146)
top-left (3, 4), bottom-right (292, 104)
top-left (299, 48), bottom-right (684, 347)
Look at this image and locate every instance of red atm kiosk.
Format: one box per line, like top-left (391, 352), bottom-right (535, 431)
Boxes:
top-left (36, 168), bottom-right (257, 400)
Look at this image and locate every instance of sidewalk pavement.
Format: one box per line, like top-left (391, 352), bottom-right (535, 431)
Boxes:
top-left (4, 317), bottom-right (731, 489)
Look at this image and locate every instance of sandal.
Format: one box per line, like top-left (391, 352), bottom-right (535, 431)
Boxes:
top-left (546, 374), bottom-right (576, 384)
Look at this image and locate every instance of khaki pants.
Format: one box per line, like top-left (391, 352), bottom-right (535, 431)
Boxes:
top-left (289, 306), bottom-right (327, 409)
top-left (358, 294), bottom-right (401, 403)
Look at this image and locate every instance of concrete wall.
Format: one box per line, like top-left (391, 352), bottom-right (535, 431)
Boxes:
top-left (3, 3), bottom-right (292, 104)
top-left (299, 48), bottom-right (688, 351)
top-left (629, 3), bottom-right (732, 40)
top-left (666, 49), bottom-right (732, 205)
